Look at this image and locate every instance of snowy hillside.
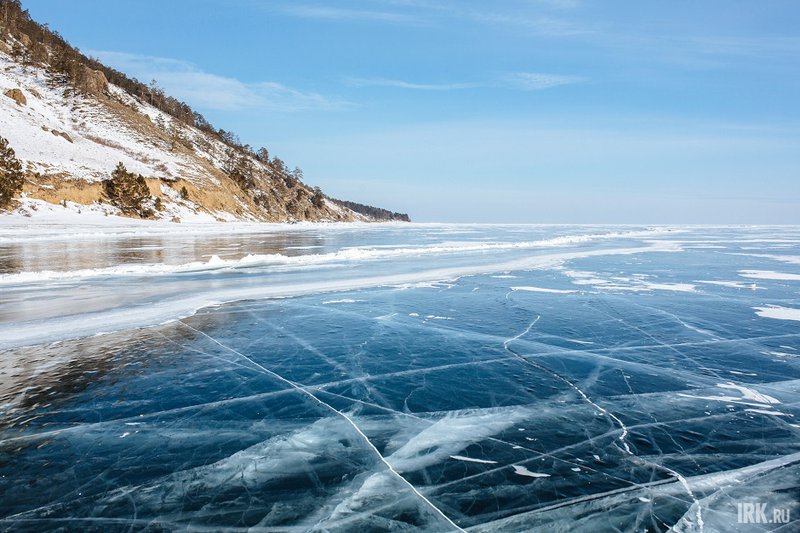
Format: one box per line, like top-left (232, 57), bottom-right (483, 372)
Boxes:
top-left (1, 53), bottom-right (192, 183)
top-left (0, 46), bottom-right (369, 223)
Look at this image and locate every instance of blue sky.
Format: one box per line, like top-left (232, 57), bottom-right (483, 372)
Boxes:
top-left (24, 0), bottom-right (800, 222)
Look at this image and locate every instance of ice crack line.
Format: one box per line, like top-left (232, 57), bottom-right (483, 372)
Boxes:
top-left (660, 465), bottom-right (705, 532)
top-left (502, 315), bottom-right (540, 349)
top-left (502, 315), bottom-right (632, 455)
top-left (178, 321), bottom-right (466, 532)
top-left (503, 313), bottom-right (705, 532)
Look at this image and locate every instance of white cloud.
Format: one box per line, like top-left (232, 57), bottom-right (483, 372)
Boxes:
top-left (90, 50), bottom-right (347, 113)
top-left (476, 12), bottom-right (591, 36)
top-left (342, 72), bottom-right (584, 91)
top-left (502, 72), bottom-right (584, 90)
top-left (280, 5), bottom-right (419, 23)
top-left (277, 2), bottom-right (588, 36)
top-left (685, 35), bottom-right (800, 57)
top-left (530, 0), bottom-right (582, 9)
top-left (343, 77), bottom-right (480, 91)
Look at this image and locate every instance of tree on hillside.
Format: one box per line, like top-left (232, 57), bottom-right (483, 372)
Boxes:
top-left (310, 187), bottom-right (325, 208)
top-left (103, 162), bottom-right (154, 217)
top-left (222, 148), bottom-right (238, 176)
top-left (271, 157), bottom-right (285, 175)
top-left (30, 39), bottom-right (47, 65)
top-left (223, 149), bottom-right (256, 191)
top-left (0, 136), bottom-right (24, 208)
top-left (168, 123), bottom-right (186, 152)
top-left (282, 168), bottom-right (300, 189)
top-left (10, 41), bottom-right (31, 68)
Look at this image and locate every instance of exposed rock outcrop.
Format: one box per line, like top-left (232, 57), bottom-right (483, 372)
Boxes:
top-left (50, 130), bottom-right (73, 143)
top-left (3, 88), bottom-right (25, 105)
top-left (77, 66), bottom-right (108, 96)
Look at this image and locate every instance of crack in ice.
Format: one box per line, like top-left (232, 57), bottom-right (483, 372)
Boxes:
top-left (499, 308), bottom-right (712, 531)
top-left (502, 314), bottom-right (633, 455)
top-left (176, 321), bottom-right (466, 532)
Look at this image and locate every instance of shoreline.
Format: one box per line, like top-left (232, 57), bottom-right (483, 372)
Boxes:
top-left (3, 204), bottom-right (798, 232)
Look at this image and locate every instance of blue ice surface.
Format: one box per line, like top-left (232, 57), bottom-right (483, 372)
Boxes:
top-left (0, 225), bottom-right (798, 531)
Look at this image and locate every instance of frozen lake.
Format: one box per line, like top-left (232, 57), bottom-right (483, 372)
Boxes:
top-left (0, 222), bottom-right (798, 531)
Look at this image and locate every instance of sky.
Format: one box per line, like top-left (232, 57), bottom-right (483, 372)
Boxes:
top-left (23, 0), bottom-right (800, 223)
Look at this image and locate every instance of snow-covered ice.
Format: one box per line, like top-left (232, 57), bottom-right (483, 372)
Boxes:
top-left (754, 305), bottom-right (800, 322)
top-left (740, 269), bottom-right (800, 281)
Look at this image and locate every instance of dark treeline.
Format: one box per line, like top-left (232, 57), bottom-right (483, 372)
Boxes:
top-left (331, 199), bottom-right (410, 222)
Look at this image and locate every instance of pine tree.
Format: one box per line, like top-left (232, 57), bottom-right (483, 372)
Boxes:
top-left (111, 161), bottom-right (127, 181)
top-left (103, 162), bottom-right (153, 217)
top-left (168, 123), bottom-right (181, 151)
top-left (0, 136), bottom-right (24, 208)
top-left (311, 186), bottom-right (325, 208)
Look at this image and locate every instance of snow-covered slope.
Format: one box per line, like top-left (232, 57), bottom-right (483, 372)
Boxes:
top-left (0, 49), bottom-right (367, 223)
top-left (1, 54), bottom-right (188, 182)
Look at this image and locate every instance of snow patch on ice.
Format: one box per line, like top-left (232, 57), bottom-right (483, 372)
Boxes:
top-left (510, 286), bottom-right (577, 294)
top-left (678, 382), bottom-right (780, 408)
top-left (449, 455), bottom-right (498, 465)
top-left (745, 409), bottom-right (790, 417)
top-left (563, 270), bottom-right (695, 292)
top-left (740, 270), bottom-right (800, 281)
top-left (731, 253), bottom-right (800, 265)
top-left (754, 305), bottom-right (800, 322)
top-left (510, 465), bottom-right (551, 478)
top-left (695, 280), bottom-right (761, 290)
top-left (637, 281), bottom-right (696, 293)
top-left (716, 383), bottom-right (780, 405)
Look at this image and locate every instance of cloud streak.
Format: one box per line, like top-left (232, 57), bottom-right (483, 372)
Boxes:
top-left (343, 72), bottom-right (584, 91)
top-left (502, 72), bottom-right (584, 90)
top-left (280, 5), bottom-right (419, 23)
top-left (277, 2), bottom-right (589, 36)
top-left (343, 77), bottom-right (480, 91)
top-left (90, 51), bottom-right (348, 113)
